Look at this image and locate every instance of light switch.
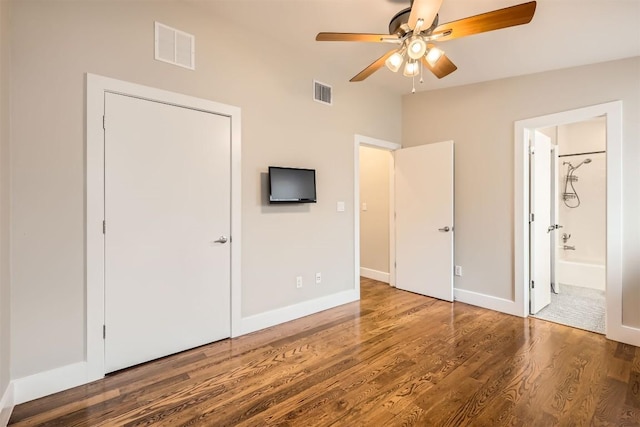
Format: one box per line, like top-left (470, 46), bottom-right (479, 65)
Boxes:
top-left (337, 201), bottom-right (345, 212)
top-left (362, 203), bottom-right (367, 211)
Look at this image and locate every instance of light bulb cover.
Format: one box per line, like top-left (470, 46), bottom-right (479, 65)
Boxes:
top-left (426, 47), bottom-right (444, 66)
top-left (385, 50), bottom-right (404, 73)
top-left (407, 37), bottom-right (427, 60)
top-left (403, 60), bottom-right (419, 77)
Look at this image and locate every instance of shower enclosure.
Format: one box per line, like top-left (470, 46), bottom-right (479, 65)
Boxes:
top-left (555, 152), bottom-right (606, 291)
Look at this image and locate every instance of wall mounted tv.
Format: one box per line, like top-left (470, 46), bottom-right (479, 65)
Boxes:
top-left (269, 166), bottom-right (317, 203)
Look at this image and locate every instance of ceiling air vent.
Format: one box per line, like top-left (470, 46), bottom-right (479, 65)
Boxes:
top-left (313, 80), bottom-right (333, 106)
top-left (154, 22), bottom-right (195, 70)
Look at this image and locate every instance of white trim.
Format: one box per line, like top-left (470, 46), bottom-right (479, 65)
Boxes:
top-left (514, 101), bottom-right (637, 346)
top-left (360, 267), bottom-right (390, 284)
top-left (607, 325), bottom-right (640, 347)
top-left (86, 74), bottom-right (242, 384)
top-left (454, 288), bottom-right (521, 317)
top-left (234, 290), bottom-right (359, 336)
top-left (388, 153), bottom-right (396, 287)
top-left (354, 134), bottom-right (401, 294)
top-left (12, 362), bottom-right (87, 405)
top-left (0, 383), bottom-right (13, 426)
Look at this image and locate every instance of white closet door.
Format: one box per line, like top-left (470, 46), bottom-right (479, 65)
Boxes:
top-left (104, 93), bottom-right (231, 373)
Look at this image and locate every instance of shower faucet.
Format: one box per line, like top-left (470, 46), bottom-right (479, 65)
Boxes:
top-left (561, 233), bottom-right (571, 243)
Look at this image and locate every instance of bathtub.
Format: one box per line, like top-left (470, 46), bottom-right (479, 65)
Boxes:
top-left (555, 259), bottom-right (605, 291)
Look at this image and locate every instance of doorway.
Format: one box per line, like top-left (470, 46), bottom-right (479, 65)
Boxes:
top-left (354, 135), bottom-right (455, 302)
top-left (514, 101), bottom-right (623, 341)
top-left (529, 119), bottom-right (607, 334)
top-left (359, 145), bottom-right (393, 285)
top-left (86, 74), bottom-right (242, 381)
top-left (354, 135), bottom-right (400, 290)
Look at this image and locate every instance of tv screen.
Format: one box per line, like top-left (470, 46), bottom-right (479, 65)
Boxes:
top-left (269, 167), bottom-right (317, 203)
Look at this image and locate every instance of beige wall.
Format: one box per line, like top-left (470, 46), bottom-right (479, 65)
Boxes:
top-left (0, 0), bottom-right (11, 396)
top-left (403, 57), bottom-right (640, 327)
top-left (359, 146), bottom-right (390, 274)
top-left (9, 0), bottom-right (401, 379)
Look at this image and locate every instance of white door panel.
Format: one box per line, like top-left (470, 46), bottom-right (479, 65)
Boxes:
top-left (104, 93), bottom-right (231, 372)
top-left (395, 141), bottom-right (454, 301)
top-left (530, 131), bottom-right (552, 314)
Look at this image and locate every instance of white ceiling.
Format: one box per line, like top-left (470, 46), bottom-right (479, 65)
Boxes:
top-left (190, 0), bottom-right (640, 95)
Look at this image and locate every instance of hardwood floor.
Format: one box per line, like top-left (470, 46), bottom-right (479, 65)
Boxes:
top-left (10, 278), bottom-right (640, 426)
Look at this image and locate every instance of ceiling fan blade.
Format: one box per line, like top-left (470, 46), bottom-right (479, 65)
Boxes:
top-left (350, 50), bottom-right (396, 82)
top-left (316, 33), bottom-right (400, 43)
top-left (421, 54), bottom-right (457, 79)
top-left (408, 0), bottom-right (444, 30)
top-left (432, 1), bottom-right (537, 42)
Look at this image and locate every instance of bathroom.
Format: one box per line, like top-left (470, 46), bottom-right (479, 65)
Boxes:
top-left (533, 117), bottom-right (606, 333)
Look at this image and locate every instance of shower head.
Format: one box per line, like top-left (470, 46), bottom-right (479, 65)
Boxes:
top-left (573, 158), bottom-right (592, 170)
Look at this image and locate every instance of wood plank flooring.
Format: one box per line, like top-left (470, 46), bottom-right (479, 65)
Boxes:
top-left (10, 278), bottom-right (640, 426)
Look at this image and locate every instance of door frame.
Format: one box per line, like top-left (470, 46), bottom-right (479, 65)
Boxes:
top-left (86, 74), bottom-right (242, 381)
top-left (514, 101), bottom-right (631, 342)
top-left (354, 134), bottom-right (401, 291)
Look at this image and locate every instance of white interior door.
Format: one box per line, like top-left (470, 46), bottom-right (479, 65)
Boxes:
top-left (530, 130), bottom-right (552, 314)
top-left (104, 93), bottom-right (231, 373)
top-left (395, 141), bottom-right (454, 301)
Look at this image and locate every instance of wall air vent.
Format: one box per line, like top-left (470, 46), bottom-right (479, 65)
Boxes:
top-left (313, 80), bottom-right (333, 106)
top-left (154, 22), bottom-right (195, 70)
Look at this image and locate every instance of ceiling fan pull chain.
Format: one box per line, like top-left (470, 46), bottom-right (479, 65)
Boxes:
top-left (420, 60), bottom-right (424, 84)
top-left (412, 74), bottom-right (416, 93)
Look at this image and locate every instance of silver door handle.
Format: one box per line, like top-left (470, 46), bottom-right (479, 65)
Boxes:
top-left (438, 226), bottom-right (450, 232)
top-left (547, 224), bottom-right (563, 233)
top-left (213, 236), bottom-right (228, 244)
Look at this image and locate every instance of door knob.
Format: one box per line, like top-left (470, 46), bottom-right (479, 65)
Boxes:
top-left (438, 226), bottom-right (450, 232)
top-left (213, 236), bottom-right (228, 244)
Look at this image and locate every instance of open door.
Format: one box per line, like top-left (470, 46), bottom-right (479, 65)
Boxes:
top-left (530, 131), bottom-right (552, 314)
top-left (395, 141), bottom-right (454, 302)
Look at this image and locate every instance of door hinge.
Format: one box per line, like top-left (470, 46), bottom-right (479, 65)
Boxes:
top-left (529, 145), bottom-right (535, 155)
top-left (103, 324), bottom-right (106, 339)
top-left (529, 213), bottom-right (534, 223)
top-left (102, 220), bottom-right (106, 234)
top-left (531, 280), bottom-right (535, 289)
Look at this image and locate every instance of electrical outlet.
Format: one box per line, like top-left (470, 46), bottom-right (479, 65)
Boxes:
top-left (316, 272), bottom-right (322, 284)
top-left (455, 265), bottom-right (462, 277)
top-left (296, 276), bottom-right (303, 288)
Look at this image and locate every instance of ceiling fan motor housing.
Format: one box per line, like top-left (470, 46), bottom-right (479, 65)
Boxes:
top-left (388, 7), bottom-right (439, 36)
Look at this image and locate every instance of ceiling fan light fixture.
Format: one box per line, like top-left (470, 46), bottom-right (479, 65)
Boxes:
top-left (385, 48), bottom-right (405, 73)
top-left (407, 36), bottom-right (427, 60)
top-left (403, 60), bottom-right (419, 77)
top-left (425, 46), bottom-right (444, 66)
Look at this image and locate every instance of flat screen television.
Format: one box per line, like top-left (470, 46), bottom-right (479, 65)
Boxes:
top-left (269, 167), bottom-right (317, 203)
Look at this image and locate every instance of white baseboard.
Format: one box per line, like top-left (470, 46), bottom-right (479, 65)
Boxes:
top-left (0, 382), bottom-right (13, 427)
top-left (607, 324), bottom-right (640, 347)
top-left (360, 267), bottom-right (390, 283)
top-left (13, 361), bottom-right (88, 405)
top-left (235, 289), bottom-right (359, 337)
top-left (454, 288), bottom-right (522, 317)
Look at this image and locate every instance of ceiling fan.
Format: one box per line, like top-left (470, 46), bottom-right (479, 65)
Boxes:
top-left (316, 0), bottom-right (537, 88)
